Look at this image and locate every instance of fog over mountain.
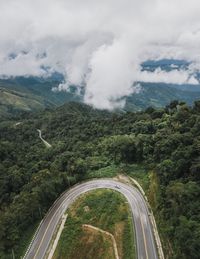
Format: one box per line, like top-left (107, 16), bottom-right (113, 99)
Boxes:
top-left (1, 0), bottom-right (200, 109)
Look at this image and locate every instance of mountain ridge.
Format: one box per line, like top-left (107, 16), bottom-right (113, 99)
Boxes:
top-left (1, 76), bottom-right (200, 117)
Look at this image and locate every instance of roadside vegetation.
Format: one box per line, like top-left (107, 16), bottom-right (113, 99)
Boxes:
top-left (52, 189), bottom-right (135, 259)
top-left (1, 100), bottom-right (200, 258)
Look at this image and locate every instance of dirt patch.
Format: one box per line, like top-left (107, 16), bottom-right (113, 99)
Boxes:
top-left (114, 222), bottom-right (124, 259)
top-left (84, 205), bottom-right (90, 212)
top-left (113, 174), bottom-right (131, 185)
top-left (69, 227), bottom-right (115, 259)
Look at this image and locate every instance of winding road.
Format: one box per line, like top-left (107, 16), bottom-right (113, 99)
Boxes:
top-left (24, 179), bottom-right (159, 259)
top-left (37, 129), bottom-right (52, 148)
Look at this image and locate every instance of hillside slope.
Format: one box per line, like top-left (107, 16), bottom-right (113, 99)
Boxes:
top-left (0, 77), bottom-right (81, 117)
top-left (0, 87), bottom-right (52, 117)
top-left (125, 83), bottom-right (200, 111)
top-left (1, 76), bottom-right (200, 117)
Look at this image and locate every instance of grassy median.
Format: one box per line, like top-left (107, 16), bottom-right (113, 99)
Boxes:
top-left (52, 189), bottom-right (135, 259)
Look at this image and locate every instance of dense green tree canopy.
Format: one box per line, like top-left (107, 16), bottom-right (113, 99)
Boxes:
top-left (0, 101), bottom-right (200, 258)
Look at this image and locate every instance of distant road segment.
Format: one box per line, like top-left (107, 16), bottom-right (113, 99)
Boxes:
top-left (37, 129), bottom-right (52, 148)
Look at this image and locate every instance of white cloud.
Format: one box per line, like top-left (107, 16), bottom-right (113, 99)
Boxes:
top-left (0, 0), bottom-right (200, 108)
top-left (136, 68), bottom-right (199, 85)
top-left (84, 39), bottom-right (138, 109)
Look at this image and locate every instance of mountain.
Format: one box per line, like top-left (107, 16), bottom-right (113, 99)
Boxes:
top-left (0, 77), bottom-right (81, 117)
top-left (124, 83), bottom-right (200, 111)
top-left (1, 73), bottom-right (200, 117)
top-left (141, 59), bottom-right (190, 72)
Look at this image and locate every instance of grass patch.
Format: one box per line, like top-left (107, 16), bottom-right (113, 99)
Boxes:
top-left (147, 172), bottom-right (171, 258)
top-left (84, 164), bottom-right (119, 179)
top-left (147, 171), bottom-right (159, 209)
top-left (121, 164), bottom-right (150, 192)
top-left (53, 189), bottom-right (135, 259)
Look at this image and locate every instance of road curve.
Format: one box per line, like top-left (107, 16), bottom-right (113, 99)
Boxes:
top-left (37, 129), bottom-right (52, 148)
top-left (24, 179), bottom-right (158, 259)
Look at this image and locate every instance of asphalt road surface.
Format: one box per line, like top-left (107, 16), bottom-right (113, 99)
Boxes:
top-left (24, 179), bottom-right (158, 259)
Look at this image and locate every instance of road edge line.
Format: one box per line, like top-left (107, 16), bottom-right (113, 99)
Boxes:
top-left (129, 177), bottom-right (165, 259)
top-left (47, 214), bottom-right (68, 259)
top-left (22, 219), bottom-right (43, 259)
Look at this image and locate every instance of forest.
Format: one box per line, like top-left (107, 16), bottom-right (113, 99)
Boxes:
top-left (0, 100), bottom-right (200, 258)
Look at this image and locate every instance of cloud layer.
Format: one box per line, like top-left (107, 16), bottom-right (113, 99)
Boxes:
top-left (0, 0), bottom-right (200, 108)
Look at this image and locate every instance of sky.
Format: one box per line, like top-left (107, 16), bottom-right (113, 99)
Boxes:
top-left (0, 0), bottom-right (200, 109)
